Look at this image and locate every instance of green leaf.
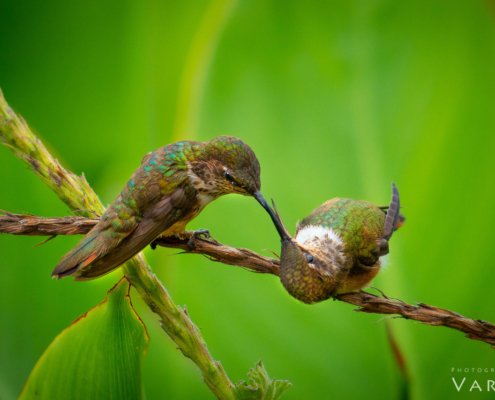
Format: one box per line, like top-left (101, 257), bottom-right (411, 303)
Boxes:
top-left (236, 361), bottom-right (291, 400)
top-left (19, 278), bottom-right (149, 400)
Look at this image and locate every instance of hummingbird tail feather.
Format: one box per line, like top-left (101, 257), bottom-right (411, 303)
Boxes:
top-left (383, 183), bottom-right (405, 241)
top-left (51, 235), bottom-right (106, 279)
top-left (53, 189), bottom-right (190, 280)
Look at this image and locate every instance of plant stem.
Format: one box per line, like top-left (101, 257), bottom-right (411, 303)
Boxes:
top-left (0, 89), bottom-right (237, 400)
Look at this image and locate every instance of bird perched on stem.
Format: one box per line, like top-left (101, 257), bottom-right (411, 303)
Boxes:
top-left (53, 136), bottom-right (272, 280)
top-left (265, 184), bottom-right (404, 303)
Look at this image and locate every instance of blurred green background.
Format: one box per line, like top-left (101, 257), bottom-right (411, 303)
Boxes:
top-left (1, 0), bottom-right (495, 399)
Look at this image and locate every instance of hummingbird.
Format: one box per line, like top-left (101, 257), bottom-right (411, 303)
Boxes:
top-left (265, 184), bottom-right (404, 304)
top-left (52, 136), bottom-right (272, 280)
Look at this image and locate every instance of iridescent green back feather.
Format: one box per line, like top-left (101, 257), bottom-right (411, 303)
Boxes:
top-left (53, 136), bottom-right (262, 280)
top-left (297, 198), bottom-right (385, 264)
top-left (53, 141), bottom-right (197, 279)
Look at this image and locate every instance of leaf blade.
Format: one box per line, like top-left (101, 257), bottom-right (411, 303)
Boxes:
top-left (19, 279), bottom-right (149, 400)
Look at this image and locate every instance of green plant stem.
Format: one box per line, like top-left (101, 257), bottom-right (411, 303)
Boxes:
top-left (0, 89), bottom-right (237, 400)
top-left (0, 93), bottom-right (101, 218)
top-left (124, 255), bottom-right (236, 398)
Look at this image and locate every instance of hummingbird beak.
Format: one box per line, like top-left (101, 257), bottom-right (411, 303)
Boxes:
top-left (254, 191), bottom-right (292, 242)
top-left (254, 191), bottom-right (269, 210)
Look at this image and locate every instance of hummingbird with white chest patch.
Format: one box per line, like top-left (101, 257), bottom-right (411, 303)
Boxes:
top-left (265, 184), bottom-right (404, 303)
top-left (53, 136), bottom-right (272, 280)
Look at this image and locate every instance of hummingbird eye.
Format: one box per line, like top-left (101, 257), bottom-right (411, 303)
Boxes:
top-left (224, 170), bottom-right (237, 186)
top-left (305, 253), bottom-right (314, 263)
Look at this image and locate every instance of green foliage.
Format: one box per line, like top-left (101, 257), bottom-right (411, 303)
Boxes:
top-left (1, 1), bottom-right (495, 399)
top-left (236, 362), bottom-right (291, 400)
top-left (19, 279), bottom-right (149, 400)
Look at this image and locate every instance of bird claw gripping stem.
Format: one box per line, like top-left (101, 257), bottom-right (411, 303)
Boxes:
top-left (187, 229), bottom-right (211, 250)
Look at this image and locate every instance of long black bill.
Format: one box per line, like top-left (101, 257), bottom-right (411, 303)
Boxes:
top-left (254, 191), bottom-right (292, 242)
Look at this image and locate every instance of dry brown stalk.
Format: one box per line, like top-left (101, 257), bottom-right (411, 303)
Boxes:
top-left (1, 211), bottom-right (494, 347)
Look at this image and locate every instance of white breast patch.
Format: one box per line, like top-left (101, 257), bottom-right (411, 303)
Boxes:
top-left (295, 225), bottom-right (343, 246)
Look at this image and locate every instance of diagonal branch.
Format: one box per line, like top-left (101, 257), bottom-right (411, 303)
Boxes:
top-left (0, 211), bottom-right (279, 274)
top-left (1, 211), bottom-right (495, 347)
top-left (0, 211), bottom-right (98, 235)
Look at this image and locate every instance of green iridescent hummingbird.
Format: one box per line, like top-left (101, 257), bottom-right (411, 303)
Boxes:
top-left (266, 184), bottom-right (404, 304)
top-left (53, 136), bottom-right (272, 280)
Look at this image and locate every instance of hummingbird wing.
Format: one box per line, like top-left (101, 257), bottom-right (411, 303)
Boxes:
top-left (52, 185), bottom-right (194, 280)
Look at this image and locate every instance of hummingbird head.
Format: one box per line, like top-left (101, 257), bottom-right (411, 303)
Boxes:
top-left (267, 201), bottom-right (320, 269)
top-left (207, 136), bottom-right (261, 195)
top-left (189, 136), bottom-right (273, 213)
top-left (264, 201), bottom-right (345, 303)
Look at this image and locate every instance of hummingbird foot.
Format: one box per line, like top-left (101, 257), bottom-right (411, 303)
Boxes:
top-left (149, 229), bottom-right (212, 251)
top-left (186, 229), bottom-right (210, 250)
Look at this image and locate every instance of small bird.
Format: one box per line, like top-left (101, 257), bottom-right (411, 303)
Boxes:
top-left (266, 184), bottom-right (404, 303)
top-left (53, 136), bottom-right (272, 280)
